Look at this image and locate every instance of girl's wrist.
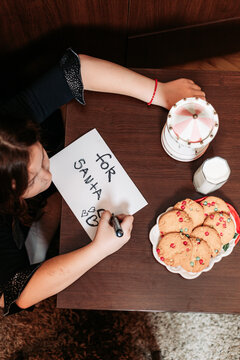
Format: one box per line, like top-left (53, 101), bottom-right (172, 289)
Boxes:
top-left (89, 239), bottom-right (111, 260)
top-left (153, 82), bottom-right (168, 108)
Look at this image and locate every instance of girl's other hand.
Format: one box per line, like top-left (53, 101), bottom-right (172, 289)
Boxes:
top-left (158, 78), bottom-right (206, 110)
top-left (92, 210), bottom-right (134, 257)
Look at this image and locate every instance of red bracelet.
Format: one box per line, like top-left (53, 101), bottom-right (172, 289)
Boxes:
top-left (147, 79), bottom-right (158, 106)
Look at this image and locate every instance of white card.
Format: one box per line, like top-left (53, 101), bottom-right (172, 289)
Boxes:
top-left (50, 128), bottom-right (148, 240)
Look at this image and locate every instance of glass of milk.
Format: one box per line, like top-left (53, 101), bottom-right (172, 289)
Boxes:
top-left (193, 156), bottom-right (231, 194)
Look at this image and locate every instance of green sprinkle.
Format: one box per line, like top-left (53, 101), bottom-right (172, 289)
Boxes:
top-left (227, 218), bottom-right (231, 223)
top-left (233, 233), bottom-right (238, 239)
top-left (184, 228), bottom-right (188, 232)
top-left (196, 256), bottom-right (200, 260)
top-left (215, 249), bottom-right (219, 253)
top-left (180, 228), bottom-right (183, 232)
top-left (214, 207), bottom-right (218, 211)
top-left (196, 238), bottom-right (201, 243)
top-left (190, 208), bottom-right (193, 211)
top-left (186, 234), bottom-right (190, 238)
top-left (190, 261), bottom-right (194, 267)
top-left (203, 201), bottom-right (208, 205)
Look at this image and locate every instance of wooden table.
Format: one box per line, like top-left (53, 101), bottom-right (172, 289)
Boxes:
top-left (57, 69), bottom-right (240, 313)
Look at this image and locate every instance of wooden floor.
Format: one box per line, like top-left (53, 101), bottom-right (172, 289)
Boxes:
top-left (164, 51), bottom-right (240, 71)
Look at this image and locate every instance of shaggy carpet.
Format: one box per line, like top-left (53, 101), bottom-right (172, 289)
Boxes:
top-left (1, 214), bottom-right (240, 360)
top-left (1, 297), bottom-right (240, 360)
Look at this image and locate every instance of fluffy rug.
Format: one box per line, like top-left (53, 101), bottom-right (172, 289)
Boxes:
top-left (1, 297), bottom-right (240, 360)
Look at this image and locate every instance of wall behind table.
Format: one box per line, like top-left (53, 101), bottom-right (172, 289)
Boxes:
top-left (0, 0), bottom-right (240, 94)
top-left (128, 0), bottom-right (240, 35)
top-left (127, 0), bottom-right (240, 67)
top-left (0, 0), bottom-right (128, 95)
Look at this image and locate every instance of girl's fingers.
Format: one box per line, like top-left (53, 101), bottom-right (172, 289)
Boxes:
top-left (196, 91), bottom-right (206, 98)
top-left (114, 214), bottom-right (134, 226)
top-left (120, 215), bottom-right (134, 233)
top-left (179, 79), bottom-right (206, 99)
top-left (100, 210), bottom-right (111, 222)
top-left (100, 211), bottom-right (134, 234)
top-left (182, 78), bottom-right (194, 84)
top-left (190, 88), bottom-right (205, 98)
top-left (191, 84), bottom-right (202, 91)
top-left (116, 213), bottom-right (126, 221)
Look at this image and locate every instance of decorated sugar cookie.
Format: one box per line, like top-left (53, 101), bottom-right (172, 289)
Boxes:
top-left (157, 232), bottom-right (193, 267)
top-left (204, 212), bottom-right (235, 245)
top-left (158, 209), bottom-right (193, 235)
top-left (200, 196), bottom-right (229, 218)
top-left (174, 198), bottom-right (205, 228)
top-left (191, 225), bottom-right (222, 257)
top-left (181, 237), bottom-right (212, 273)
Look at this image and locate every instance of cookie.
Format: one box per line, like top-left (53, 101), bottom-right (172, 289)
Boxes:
top-left (157, 232), bottom-right (193, 267)
top-left (158, 209), bottom-right (193, 235)
top-left (191, 225), bottom-right (222, 257)
top-left (180, 236), bottom-right (212, 273)
top-left (200, 196), bottom-right (229, 218)
top-left (204, 212), bottom-right (235, 245)
top-left (174, 198), bottom-right (205, 229)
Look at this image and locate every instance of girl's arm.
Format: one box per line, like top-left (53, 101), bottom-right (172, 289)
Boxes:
top-left (79, 54), bottom-right (206, 110)
top-left (15, 211), bottom-right (133, 309)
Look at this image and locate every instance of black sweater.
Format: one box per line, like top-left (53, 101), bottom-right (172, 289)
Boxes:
top-left (0, 48), bottom-right (85, 316)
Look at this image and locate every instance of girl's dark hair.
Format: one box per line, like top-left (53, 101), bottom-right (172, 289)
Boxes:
top-left (0, 116), bottom-right (44, 224)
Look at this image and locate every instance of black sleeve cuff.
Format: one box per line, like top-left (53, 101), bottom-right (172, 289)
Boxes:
top-left (0, 263), bottom-right (41, 316)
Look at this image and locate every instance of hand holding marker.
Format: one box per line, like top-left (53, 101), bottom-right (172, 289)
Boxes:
top-left (111, 213), bottom-right (124, 237)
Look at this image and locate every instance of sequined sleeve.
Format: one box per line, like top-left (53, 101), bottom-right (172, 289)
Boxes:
top-left (59, 48), bottom-right (85, 106)
top-left (0, 264), bottom-right (41, 316)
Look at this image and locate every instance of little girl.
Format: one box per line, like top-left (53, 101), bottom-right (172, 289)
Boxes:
top-left (0, 48), bottom-right (205, 315)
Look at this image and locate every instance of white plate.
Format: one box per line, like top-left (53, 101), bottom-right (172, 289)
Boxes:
top-left (149, 206), bottom-right (239, 279)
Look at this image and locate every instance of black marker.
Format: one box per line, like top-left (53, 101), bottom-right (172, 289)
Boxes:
top-left (111, 213), bottom-right (124, 237)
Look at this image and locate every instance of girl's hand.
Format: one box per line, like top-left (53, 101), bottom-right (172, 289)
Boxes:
top-left (92, 210), bottom-right (134, 257)
top-left (157, 78), bottom-right (206, 110)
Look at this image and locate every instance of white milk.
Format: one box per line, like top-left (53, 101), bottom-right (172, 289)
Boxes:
top-left (193, 156), bottom-right (231, 194)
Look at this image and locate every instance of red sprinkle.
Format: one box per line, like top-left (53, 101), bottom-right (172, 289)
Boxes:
top-left (219, 217), bottom-right (223, 222)
top-left (179, 217), bottom-right (183, 222)
top-left (183, 241), bottom-right (188, 246)
top-left (160, 257), bottom-right (165, 261)
top-left (204, 213), bottom-right (208, 217)
top-left (157, 248), bottom-right (160, 253)
top-left (186, 248), bottom-right (190, 252)
top-left (211, 202), bottom-right (215, 206)
top-left (223, 224), bottom-right (227, 228)
top-left (205, 231), bottom-right (209, 236)
top-left (210, 214), bottom-right (214, 219)
top-left (176, 211), bottom-right (181, 216)
top-left (220, 233), bottom-right (223, 236)
top-left (216, 222), bottom-right (220, 226)
top-left (181, 205), bottom-right (185, 210)
top-left (182, 201), bottom-right (186, 205)
top-left (199, 259), bottom-right (204, 264)
top-left (160, 231), bottom-right (164, 235)
top-left (170, 243), bottom-right (176, 248)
